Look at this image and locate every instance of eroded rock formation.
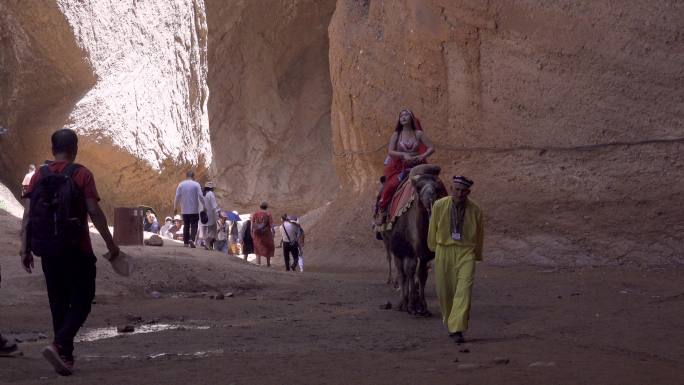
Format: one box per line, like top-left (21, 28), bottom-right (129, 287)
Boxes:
top-left (0, 0), bottom-right (211, 215)
top-left (325, 0), bottom-right (684, 265)
top-left (0, 0), bottom-right (96, 195)
top-left (0, 0), bottom-right (681, 266)
top-left (205, 0), bottom-right (338, 213)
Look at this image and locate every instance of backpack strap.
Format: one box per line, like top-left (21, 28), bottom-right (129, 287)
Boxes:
top-left (26, 165), bottom-right (54, 199)
top-left (61, 163), bottom-right (82, 178)
top-left (283, 222), bottom-right (293, 243)
top-left (38, 164), bottom-right (54, 178)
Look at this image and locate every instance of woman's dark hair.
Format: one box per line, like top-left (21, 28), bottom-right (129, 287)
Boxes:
top-left (281, 214), bottom-right (288, 221)
top-left (51, 128), bottom-right (78, 154)
top-left (260, 202), bottom-right (268, 210)
top-left (394, 110), bottom-right (416, 132)
top-left (203, 186), bottom-right (213, 195)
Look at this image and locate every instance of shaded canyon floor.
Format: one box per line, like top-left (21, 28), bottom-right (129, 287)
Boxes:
top-left (0, 234), bottom-right (682, 384)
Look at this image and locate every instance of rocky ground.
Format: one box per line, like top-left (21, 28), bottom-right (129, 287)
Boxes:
top-left (0, 204), bottom-right (682, 385)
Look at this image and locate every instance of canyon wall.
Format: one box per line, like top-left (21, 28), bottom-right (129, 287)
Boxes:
top-left (205, 0), bottom-right (338, 214)
top-left (323, 0), bottom-right (684, 266)
top-left (0, 0), bottom-right (211, 215)
top-left (0, 0), bottom-right (681, 266)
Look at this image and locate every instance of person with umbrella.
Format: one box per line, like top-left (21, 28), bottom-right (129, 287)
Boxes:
top-left (224, 211), bottom-right (241, 255)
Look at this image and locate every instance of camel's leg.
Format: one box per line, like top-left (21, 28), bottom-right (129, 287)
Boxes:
top-left (404, 256), bottom-right (418, 315)
top-left (416, 258), bottom-right (432, 317)
top-left (385, 238), bottom-right (393, 285)
top-left (384, 236), bottom-right (399, 290)
top-left (393, 254), bottom-right (407, 311)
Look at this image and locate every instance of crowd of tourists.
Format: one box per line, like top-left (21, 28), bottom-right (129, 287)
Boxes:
top-left (124, 169), bottom-right (306, 271)
top-left (171, 172), bottom-right (305, 272)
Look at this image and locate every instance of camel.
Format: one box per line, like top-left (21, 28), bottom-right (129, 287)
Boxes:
top-left (381, 164), bottom-right (447, 316)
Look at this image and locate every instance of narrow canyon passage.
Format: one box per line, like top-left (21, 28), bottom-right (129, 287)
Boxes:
top-left (0, 1), bottom-right (682, 383)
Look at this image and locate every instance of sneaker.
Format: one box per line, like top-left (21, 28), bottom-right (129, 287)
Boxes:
top-left (42, 344), bottom-right (73, 376)
top-left (189, 241), bottom-right (196, 248)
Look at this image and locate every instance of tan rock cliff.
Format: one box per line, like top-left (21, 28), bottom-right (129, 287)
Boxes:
top-left (324, 0), bottom-right (684, 265)
top-left (205, 0), bottom-right (338, 214)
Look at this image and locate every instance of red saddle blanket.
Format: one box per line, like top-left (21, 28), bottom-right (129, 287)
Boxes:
top-left (387, 179), bottom-right (415, 225)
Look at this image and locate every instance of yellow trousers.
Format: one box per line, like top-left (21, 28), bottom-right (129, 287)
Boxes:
top-left (434, 245), bottom-right (476, 333)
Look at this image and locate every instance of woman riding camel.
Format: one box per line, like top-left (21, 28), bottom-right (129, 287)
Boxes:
top-left (376, 109), bottom-right (435, 225)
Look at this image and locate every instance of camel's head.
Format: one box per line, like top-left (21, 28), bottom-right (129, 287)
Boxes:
top-left (410, 164), bottom-right (444, 217)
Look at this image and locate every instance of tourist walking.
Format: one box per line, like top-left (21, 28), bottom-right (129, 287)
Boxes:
top-left (173, 170), bottom-right (205, 248)
top-left (20, 128), bottom-right (120, 375)
top-left (291, 216), bottom-right (305, 272)
top-left (427, 175), bottom-right (484, 344)
top-left (251, 202), bottom-right (275, 266)
top-left (202, 182), bottom-right (219, 250)
top-left (280, 214), bottom-right (302, 271)
top-left (215, 215), bottom-right (228, 252)
top-left (228, 219), bottom-right (240, 255)
top-left (21, 164), bottom-right (35, 196)
top-left (240, 218), bottom-right (254, 261)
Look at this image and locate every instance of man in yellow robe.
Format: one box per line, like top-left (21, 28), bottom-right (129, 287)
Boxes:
top-left (428, 175), bottom-right (483, 344)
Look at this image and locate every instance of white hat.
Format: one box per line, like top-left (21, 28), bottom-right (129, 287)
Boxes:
top-left (173, 214), bottom-right (182, 221)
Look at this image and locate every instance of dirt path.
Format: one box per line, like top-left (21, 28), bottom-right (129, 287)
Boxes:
top-left (1, 195), bottom-right (682, 384)
top-left (1, 252), bottom-right (682, 384)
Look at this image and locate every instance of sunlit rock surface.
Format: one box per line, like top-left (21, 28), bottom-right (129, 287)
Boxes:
top-left (0, 0), bottom-right (211, 215)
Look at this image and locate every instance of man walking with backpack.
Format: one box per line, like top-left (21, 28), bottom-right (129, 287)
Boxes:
top-left (173, 170), bottom-right (206, 248)
top-left (280, 214), bottom-right (301, 271)
top-left (20, 128), bottom-right (120, 376)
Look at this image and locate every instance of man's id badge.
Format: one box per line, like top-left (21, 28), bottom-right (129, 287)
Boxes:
top-left (452, 231), bottom-right (461, 241)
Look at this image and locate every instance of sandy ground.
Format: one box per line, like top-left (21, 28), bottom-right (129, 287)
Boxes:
top-left (1, 198), bottom-right (683, 384)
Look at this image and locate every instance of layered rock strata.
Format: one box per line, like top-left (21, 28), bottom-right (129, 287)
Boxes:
top-left (324, 0), bottom-right (684, 265)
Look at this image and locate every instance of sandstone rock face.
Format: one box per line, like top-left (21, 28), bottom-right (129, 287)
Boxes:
top-left (1, 0), bottom-right (681, 266)
top-left (325, 0), bottom-right (684, 265)
top-left (0, 0), bottom-right (211, 215)
top-left (0, 0), bottom-right (96, 195)
top-left (206, 0), bottom-right (338, 213)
